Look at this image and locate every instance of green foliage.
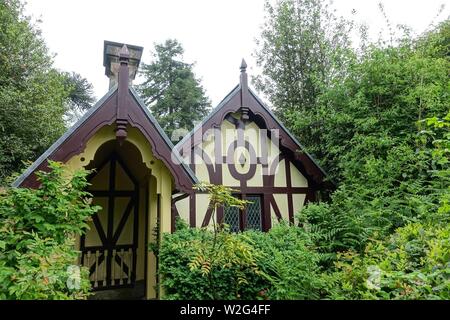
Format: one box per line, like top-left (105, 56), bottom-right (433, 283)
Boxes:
top-left (0, 234), bottom-right (91, 300)
top-left (332, 222), bottom-right (449, 300)
top-left (159, 184), bottom-right (258, 300)
top-left (254, 0), bottom-right (354, 122)
top-left (291, 21), bottom-right (449, 183)
top-left (420, 111), bottom-right (450, 216)
top-left (0, 161), bottom-right (100, 299)
top-left (138, 39), bottom-right (210, 140)
top-left (160, 183), bottom-right (328, 300)
top-left (300, 111), bottom-right (450, 300)
top-left (159, 220), bottom-right (330, 300)
top-left (245, 223), bottom-right (329, 300)
top-left (159, 219), bottom-right (264, 300)
top-left (173, 183), bottom-right (256, 299)
top-left (159, 90), bottom-right (449, 301)
top-left (251, 5), bottom-right (449, 300)
top-left (62, 71), bottom-right (95, 124)
top-left (293, 20), bottom-right (450, 256)
top-left (0, 0), bottom-right (93, 184)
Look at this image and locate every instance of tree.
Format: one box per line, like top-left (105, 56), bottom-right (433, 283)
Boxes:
top-left (254, 0), bottom-right (354, 122)
top-left (0, 0), bottom-right (72, 184)
top-left (62, 72), bottom-right (95, 125)
top-left (138, 39), bottom-right (210, 140)
top-left (297, 20), bottom-right (450, 254)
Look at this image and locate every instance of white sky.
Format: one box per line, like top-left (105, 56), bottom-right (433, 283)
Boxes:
top-left (25, 0), bottom-right (449, 106)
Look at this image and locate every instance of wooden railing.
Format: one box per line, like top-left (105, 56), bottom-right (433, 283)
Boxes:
top-left (81, 246), bottom-right (136, 290)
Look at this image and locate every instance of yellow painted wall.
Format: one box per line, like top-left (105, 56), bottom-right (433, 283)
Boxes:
top-left (292, 193), bottom-right (307, 224)
top-left (174, 193), bottom-right (190, 223)
top-left (175, 116), bottom-right (309, 226)
top-left (247, 165), bottom-right (263, 187)
top-left (195, 193), bottom-right (210, 228)
top-left (290, 163), bottom-right (308, 188)
top-left (272, 194), bottom-right (289, 221)
top-left (146, 176), bottom-right (158, 299)
top-left (274, 160), bottom-right (287, 187)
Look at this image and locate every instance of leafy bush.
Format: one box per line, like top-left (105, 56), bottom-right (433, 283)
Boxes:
top-left (332, 221), bottom-right (449, 300)
top-left (312, 112), bottom-right (450, 300)
top-left (158, 20), bottom-right (450, 301)
top-left (295, 21), bottom-right (450, 257)
top-left (158, 220), bottom-right (330, 300)
top-left (0, 161), bottom-right (99, 299)
top-left (159, 183), bottom-right (329, 300)
top-left (159, 219), bottom-right (265, 300)
top-left (245, 223), bottom-right (330, 300)
top-left (0, 0), bottom-right (72, 184)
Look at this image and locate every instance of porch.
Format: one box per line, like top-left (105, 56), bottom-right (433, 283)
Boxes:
top-left (68, 126), bottom-right (174, 299)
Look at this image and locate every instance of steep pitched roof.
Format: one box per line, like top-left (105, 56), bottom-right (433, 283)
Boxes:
top-left (13, 45), bottom-right (197, 192)
top-left (176, 61), bottom-right (328, 188)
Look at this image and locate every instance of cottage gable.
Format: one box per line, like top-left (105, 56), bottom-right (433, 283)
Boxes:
top-left (13, 42), bottom-right (196, 192)
top-left (173, 60), bottom-right (327, 231)
top-left (12, 42), bottom-right (198, 299)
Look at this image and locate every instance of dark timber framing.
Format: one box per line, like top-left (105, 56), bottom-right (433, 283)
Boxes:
top-left (80, 153), bottom-right (139, 290)
top-left (13, 44), bottom-right (197, 192)
top-left (173, 59), bottom-right (331, 231)
top-left (13, 40), bottom-right (329, 237)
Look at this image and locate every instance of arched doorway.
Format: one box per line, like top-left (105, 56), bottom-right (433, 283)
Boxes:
top-left (80, 140), bottom-right (150, 299)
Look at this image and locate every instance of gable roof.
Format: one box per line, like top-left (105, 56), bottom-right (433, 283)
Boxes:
top-left (176, 63), bottom-right (328, 188)
top-left (13, 46), bottom-right (197, 192)
top-left (12, 85), bottom-right (117, 188)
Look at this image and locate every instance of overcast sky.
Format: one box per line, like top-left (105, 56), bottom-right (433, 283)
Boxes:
top-left (25, 0), bottom-right (449, 106)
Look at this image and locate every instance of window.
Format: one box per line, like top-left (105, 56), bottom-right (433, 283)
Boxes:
top-left (223, 195), bottom-right (263, 232)
top-left (245, 195), bottom-right (262, 231)
top-left (224, 204), bottom-right (240, 233)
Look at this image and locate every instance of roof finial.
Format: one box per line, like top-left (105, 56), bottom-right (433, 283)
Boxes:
top-left (240, 58), bottom-right (247, 73)
top-left (239, 58), bottom-right (250, 119)
top-left (119, 44), bottom-right (130, 62)
top-left (116, 44), bottom-right (130, 142)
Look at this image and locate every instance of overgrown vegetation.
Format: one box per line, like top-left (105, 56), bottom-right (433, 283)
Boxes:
top-left (159, 219), bottom-right (263, 300)
top-left (0, 0), bottom-right (448, 300)
top-left (159, 219), bottom-right (331, 300)
top-left (326, 112), bottom-right (450, 299)
top-left (0, 162), bottom-right (99, 299)
top-left (158, 183), bottom-right (262, 300)
top-left (159, 110), bottom-right (449, 300)
top-left (254, 0), bottom-right (354, 122)
top-left (158, 1), bottom-right (449, 300)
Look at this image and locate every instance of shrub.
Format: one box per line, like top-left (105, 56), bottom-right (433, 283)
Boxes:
top-left (158, 219), bottom-right (266, 300)
top-left (159, 183), bottom-right (328, 300)
top-left (158, 219), bottom-right (330, 300)
top-left (332, 222), bottom-right (450, 300)
top-left (0, 161), bottom-right (99, 299)
top-left (245, 223), bottom-right (330, 300)
top-left (326, 112), bottom-right (450, 300)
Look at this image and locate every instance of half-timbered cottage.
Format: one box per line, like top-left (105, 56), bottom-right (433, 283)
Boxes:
top-left (173, 59), bottom-right (328, 232)
top-left (13, 41), bottom-right (328, 299)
